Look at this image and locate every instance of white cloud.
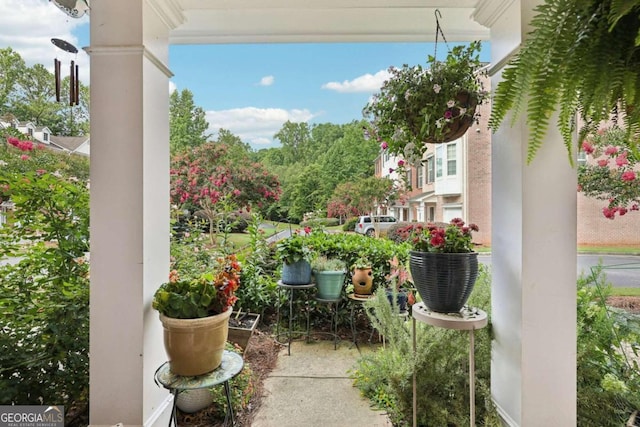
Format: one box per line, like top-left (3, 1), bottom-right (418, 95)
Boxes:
top-left (258, 75), bottom-right (274, 86)
top-left (206, 107), bottom-right (317, 148)
top-left (0, 0), bottom-right (90, 83)
top-left (321, 69), bottom-right (391, 93)
top-left (169, 80), bottom-right (177, 94)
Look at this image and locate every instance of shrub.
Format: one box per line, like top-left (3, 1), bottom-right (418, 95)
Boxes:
top-left (577, 266), bottom-right (640, 425)
top-left (0, 172), bottom-right (90, 419)
top-left (352, 266), bottom-right (497, 426)
top-left (300, 217), bottom-right (339, 228)
top-left (342, 217), bottom-right (358, 232)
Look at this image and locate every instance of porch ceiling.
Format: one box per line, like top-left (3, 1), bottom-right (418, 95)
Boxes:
top-left (165, 0), bottom-right (490, 44)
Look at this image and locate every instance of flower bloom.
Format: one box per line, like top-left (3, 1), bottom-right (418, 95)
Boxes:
top-left (597, 159), bottom-right (609, 167)
top-left (20, 154), bottom-right (29, 160)
top-left (581, 141), bottom-right (594, 154)
top-left (444, 110), bottom-right (453, 119)
top-left (618, 207), bottom-right (628, 216)
top-left (389, 168), bottom-right (395, 173)
top-left (433, 84), bottom-right (441, 94)
top-left (615, 152), bottom-right (629, 167)
top-left (380, 141), bottom-right (388, 150)
top-left (621, 171), bottom-right (636, 182)
top-left (397, 160), bottom-right (405, 167)
top-left (447, 100), bottom-right (455, 108)
top-left (602, 207), bottom-right (616, 219)
top-left (604, 145), bottom-right (619, 156)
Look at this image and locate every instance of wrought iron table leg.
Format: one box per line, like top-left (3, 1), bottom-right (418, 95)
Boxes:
top-left (223, 380), bottom-right (235, 426)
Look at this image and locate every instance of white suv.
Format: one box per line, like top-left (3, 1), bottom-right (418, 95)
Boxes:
top-left (354, 215), bottom-right (398, 237)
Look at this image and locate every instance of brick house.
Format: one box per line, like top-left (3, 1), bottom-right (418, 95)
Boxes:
top-left (374, 73), bottom-right (639, 247)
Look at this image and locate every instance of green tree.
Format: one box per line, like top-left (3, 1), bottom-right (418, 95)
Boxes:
top-left (0, 48), bottom-right (25, 115)
top-left (274, 121), bottom-right (311, 164)
top-left (169, 89), bottom-right (210, 154)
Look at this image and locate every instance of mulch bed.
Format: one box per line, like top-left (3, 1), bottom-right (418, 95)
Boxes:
top-left (607, 296), bottom-right (640, 314)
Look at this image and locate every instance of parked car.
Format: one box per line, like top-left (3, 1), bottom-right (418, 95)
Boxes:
top-left (354, 215), bottom-right (398, 237)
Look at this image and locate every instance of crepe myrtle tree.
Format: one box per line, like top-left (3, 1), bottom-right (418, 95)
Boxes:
top-left (327, 176), bottom-right (397, 222)
top-left (170, 142), bottom-right (281, 239)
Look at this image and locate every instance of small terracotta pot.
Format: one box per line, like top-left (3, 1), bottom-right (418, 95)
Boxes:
top-left (351, 267), bottom-right (373, 296)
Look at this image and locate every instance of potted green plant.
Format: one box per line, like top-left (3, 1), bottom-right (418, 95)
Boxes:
top-left (363, 41), bottom-right (488, 166)
top-left (489, 0), bottom-right (640, 164)
top-left (398, 219), bottom-right (479, 313)
top-left (351, 256), bottom-right (374, 297)
top-left (384, 256), bottom-right (415, 313)
top-left (276, 228), bottom-right (313, 285)
top-left (312, 256), bottom-right (347, 300)
top-left (152, 254), bottom-right (241, 376)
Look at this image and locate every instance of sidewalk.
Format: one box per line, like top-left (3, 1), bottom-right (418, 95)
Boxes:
top-left (251, 340), bottom-right (391, 427)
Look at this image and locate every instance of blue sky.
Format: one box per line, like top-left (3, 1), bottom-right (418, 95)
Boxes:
top-left (2, 0), bottom-right (490, 150)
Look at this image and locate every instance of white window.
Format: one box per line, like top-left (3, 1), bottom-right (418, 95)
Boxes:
top-left (447, 143), bottom-right (457, 176)
top-left (416, 164), bottom-right (424, 188)
top-left (436, 146), bottom-right (443, 178)
top-left (427, 156), bottom-right (434, 183)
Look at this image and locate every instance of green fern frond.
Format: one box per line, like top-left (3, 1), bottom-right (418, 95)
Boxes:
top-left (491, 0), bottom-right (640, 163)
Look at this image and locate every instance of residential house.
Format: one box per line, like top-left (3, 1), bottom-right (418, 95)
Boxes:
top-left (375, 74), bottom-right (492, 246)
top-left (374, 72), bottom-right (639, 247)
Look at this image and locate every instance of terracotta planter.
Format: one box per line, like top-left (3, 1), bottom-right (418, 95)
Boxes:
top-left (351, 267), bottom-right (373, 296)
top-left (160, 307), bottom-right (231, 376)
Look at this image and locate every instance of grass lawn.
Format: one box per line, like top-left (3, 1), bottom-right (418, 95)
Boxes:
top-left (578, 245), bottom-right (640, 255)
top-left (610, 287), bottom-right (640, 297)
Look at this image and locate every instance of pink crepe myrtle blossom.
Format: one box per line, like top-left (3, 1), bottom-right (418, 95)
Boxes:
top-left (578, 127), bottom-right (640, 219)
top-left (615, 152), bottom-right (629, 167)
top-left (604, 145), bottom-right (619, 156)
top-left (581, 141), bottom-right (595, 154)
top-left (380, 141), bottom-right (388, 150)
top-left (621, 171), bottom-right (636, 182)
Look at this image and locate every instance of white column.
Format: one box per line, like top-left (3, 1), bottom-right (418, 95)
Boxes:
top-left (88, 1), bottom-right (179, 425)
top-left (475, 0), bottom-right (577, 424)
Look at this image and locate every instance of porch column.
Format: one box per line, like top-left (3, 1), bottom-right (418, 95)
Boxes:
top-left (88, 1), bottom-right (181, 425)
top-left (475, 0), bottom-right (577, 424)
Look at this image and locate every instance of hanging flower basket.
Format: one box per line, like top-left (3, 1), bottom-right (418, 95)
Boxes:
top-left (363, 20), bottom-right (487, 164)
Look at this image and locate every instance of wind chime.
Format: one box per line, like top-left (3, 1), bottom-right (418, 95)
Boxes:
top-left (51, 38), bottom-right (80, 106)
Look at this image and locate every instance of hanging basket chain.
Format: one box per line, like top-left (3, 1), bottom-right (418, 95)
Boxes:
top-left (433, 9), bottom-right (451, 60)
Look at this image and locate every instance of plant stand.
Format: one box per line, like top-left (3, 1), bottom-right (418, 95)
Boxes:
top-left (314, 296), bottom-right (341, 350)
top-left (155, 350), bottom-right (244, 427)
top-left (275, 281), bottom-right (315, 356)
top-left (411, 302), bottom-right (487, 427)
top-left (347, 293), bottom-right (376, 352)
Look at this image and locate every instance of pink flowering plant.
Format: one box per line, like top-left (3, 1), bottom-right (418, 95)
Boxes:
top-left (363, 42), bottom-right (488, 165)
top-left (578, 127), bottom-right (639, 219)
top-left (397, 218), bottom-right (479, 253)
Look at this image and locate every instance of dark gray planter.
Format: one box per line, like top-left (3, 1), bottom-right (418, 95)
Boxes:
top-left (409, 251), bottom-right (478, 313)
top-left (281, 259), bottom-right (312, 285)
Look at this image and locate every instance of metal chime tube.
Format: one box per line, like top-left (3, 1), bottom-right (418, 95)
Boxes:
top-left (75, 64), bottom-right (79, 105)
top-left (54, 59), bottom-right (61, 102)
top-left (69, 60), bottom-right (75, 106)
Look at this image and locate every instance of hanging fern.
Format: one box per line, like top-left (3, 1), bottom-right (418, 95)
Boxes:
top-left (489, 0), bottom-right (640, 164)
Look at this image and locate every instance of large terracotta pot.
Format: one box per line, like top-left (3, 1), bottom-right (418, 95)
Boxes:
top-left (409, 251), bottom-right (478, 313)
top-left (351, 267), bottom-right (373, 296)
top-left (160, 307), bottom-right (232, 376)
